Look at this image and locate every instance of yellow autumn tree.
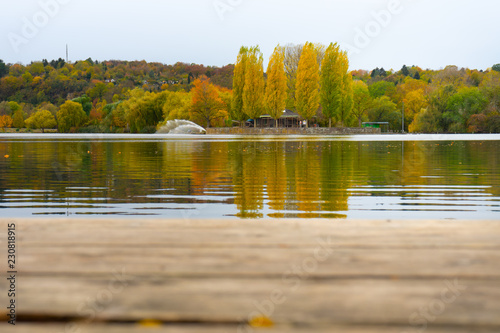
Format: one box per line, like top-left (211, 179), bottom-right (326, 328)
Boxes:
top-left (232, 46), bottom-right (249, 123)
top-left (265, 45), bottom-right (287, 127)
top-left (284, 44), bottom-right (303, 111)
top-left (243, 46), bottom-right (265, 127)
top-left (295, 42), bottom-right (320, 127)
top-left (25, 110), bottom-right (57, 133)
top-left (404, 89), bottom-right (428, 127)
top-left (340, 52), bottom-right (354, 126)
top-left (56, 100), bottom-right (87, 133)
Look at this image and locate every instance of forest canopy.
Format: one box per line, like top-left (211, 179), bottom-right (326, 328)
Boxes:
top-left (0, 54), bottom-right (499, 133)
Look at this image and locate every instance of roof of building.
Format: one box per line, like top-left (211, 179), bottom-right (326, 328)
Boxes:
top-left (260, 109), bottom-right (300, 119)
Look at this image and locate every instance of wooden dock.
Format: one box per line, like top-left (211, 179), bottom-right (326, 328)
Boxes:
top-left (1, 218), bottom-right (500, 332)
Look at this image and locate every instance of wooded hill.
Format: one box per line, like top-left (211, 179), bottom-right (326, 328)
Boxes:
top-left (0, 49), bottom-right (499, 133)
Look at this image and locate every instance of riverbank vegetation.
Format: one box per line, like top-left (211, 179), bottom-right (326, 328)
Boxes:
top-left (0, 50), bottom-right (499, 133)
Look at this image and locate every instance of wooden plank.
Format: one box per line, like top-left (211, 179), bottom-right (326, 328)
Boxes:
top-left (2, 323), bottom-right (500, 333)
top-left (17, 246), bottom-right (500, 278)
top-left (1, 218), bottom-right (499, 332)
top-left (2, 277), bottom-right (499, 326)
top-left (4, 219), bottom-right (500, 248)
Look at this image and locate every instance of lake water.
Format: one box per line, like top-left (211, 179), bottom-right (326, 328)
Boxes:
top-left (1, 134), bottom-right (499, 219)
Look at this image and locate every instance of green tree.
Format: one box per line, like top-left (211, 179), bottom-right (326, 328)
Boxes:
top-left (57, 100), bottom-right (88, 132)
top-left (12, 109), bottom-right (25, 128)
top-left (321, 45), bottom-right (353, 127)
top-left (8, 101), bottom-right (21, 115)
top-left (444, 87), bottom-right (487, 132)
top-left (427, 84), bottom-right (456, 131)
top-left (72, 95), bottom-right (92, 116)
top-left (232, 47), bottom-right (249, 123)
top-left (25, 110), bottom-right (57, 132)
top-left (265, 45), bottom-right (287, 127)
top-left (28, 62), bottom-right (45, 76)
top-left (352, 80), bottom-right (372, 127)
top-left (37, 102), bottom-right (59, 117)
top-left (162, 91), bottom-right (192, 121)
top-left (492, 64), bottom-right (500, 72)
top-left (22, 71), bottom-right (33, 84)
top-left (295, 42), bottom-right (320, 127)
top-left (480, 71), bottom-right (500, 110)
top-left (0, 59), bottom-right (8, 78)
top-left (368, 96), bottom-right (401, 131)
top-left (368, 81), bottom-right (395, 98)
top-left (243, 46), bottom-right (265, 127)
top-left (401, 65), bottom-right (410, 77)
top-left (125, 91), bottom-right (169, 132)
top-left (0, 101), bottom-right (12, 116)
top-left (409, 108), bottom-right (442, 133)
top-left (371, 67), bottom-right (387, 78)
top-left (320, 43), bottom-right (342, 127)
top-left (87, 82), bottom-right (109, 101)
top-left (486, 112), bottom-right (500, 133)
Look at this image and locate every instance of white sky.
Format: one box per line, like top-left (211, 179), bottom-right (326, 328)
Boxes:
top-left (1, 0), bottom-right (498, 70)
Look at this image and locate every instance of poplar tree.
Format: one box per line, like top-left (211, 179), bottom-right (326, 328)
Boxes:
top-left (320, 43), bottom-right (341, 127)
top-left (243, 46), bottom-right (265, 127)
top-left (284, 44), bottom-right (303, 111)
top-left (340, 51), bottom-right (354, 126)
top-left (232, 46), bottom-right (249, 124)
top-left (265, 45), bottom-right (287, 127)
top-left (295, 42), bottom-right (320, 127)
top-left (320, 44), bottom-right (353, 127)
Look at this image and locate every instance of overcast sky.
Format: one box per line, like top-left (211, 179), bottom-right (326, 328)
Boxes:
top-left (1, 0), bottom-right (498, 70)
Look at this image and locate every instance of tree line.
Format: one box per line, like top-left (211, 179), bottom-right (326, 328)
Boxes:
top-left (231, 43), bottom-right (352, 128)
top-left (0, 53), bottom-right (499, 133)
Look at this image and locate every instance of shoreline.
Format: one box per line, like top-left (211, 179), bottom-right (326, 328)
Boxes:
top-left (1, 132), bottom-right (500, 141)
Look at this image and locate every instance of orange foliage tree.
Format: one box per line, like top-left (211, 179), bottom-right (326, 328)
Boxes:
top-left (0, 115), bottom-right (13, 131)
top-left (190, 76), bottom-right (227, 128)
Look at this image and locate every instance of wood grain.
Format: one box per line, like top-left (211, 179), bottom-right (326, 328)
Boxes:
top-left (0, 218), bottom-right (499, 332)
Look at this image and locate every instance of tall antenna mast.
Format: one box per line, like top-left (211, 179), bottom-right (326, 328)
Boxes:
top-left (66, 44), bottom-right (69, 63)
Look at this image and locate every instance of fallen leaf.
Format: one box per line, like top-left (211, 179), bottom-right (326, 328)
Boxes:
top-left (137, 319), bottom-right (162, 328)
top-left (4, 155), bottom-right (9, 158)
top-left (249, 316), bottom-right (274, 328)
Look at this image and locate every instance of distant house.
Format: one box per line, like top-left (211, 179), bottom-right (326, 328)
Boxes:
top-left (250, 109), bottom-right (303, 128)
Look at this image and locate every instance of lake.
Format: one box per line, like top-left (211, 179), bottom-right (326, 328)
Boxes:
top-left (1, 134), bottom-right (499, 219)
